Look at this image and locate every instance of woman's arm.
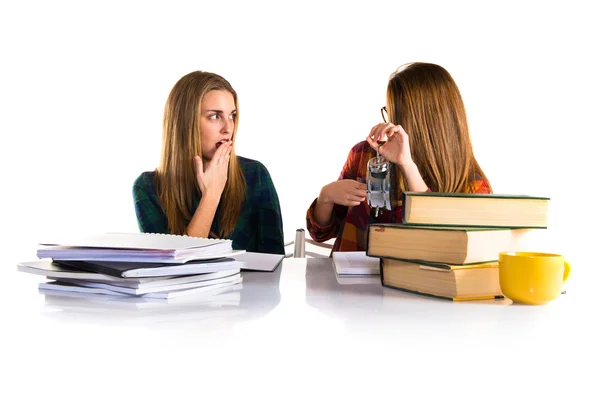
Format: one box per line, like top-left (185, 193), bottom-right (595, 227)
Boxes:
top-left (132, 173), bottom-right (169, 234)
top-left (255, 164), bottom-right (285, 254)
top-left (186, 143), bottom-right (232, 238)
top-left (186, 194), bottom-right (221, 238)
top-left (306, 144), bottom-right (365, 242)
top-left (306, 198), bottom-right (348, 243)
top-left (399, 161), bottom-right (428, 192)
top-left (313, 179), bottom-right (367, 226)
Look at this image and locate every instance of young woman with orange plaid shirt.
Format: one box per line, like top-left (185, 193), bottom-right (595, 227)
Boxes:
top-left (306, 62), bottom-right (492, 254)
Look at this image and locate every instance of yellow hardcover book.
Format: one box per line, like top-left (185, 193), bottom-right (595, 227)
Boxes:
top-left (401, 192), bottom-right (549, 228)
top-left (367, 224), bottom-right (532, 265)
top-left (380, 258), bottom-right (502, 301)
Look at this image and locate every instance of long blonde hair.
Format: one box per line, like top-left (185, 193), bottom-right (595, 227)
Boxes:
top-left (156, 71), bottom-right (246, 236)
top-left (386, 62), bottom-right (491, 193)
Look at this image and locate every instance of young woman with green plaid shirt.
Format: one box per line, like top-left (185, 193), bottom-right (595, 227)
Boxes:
top-left (133, 71), bottom-right (284, 254)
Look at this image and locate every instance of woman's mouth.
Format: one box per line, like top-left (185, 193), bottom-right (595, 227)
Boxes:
top-left (216, 139), bottom-right (230, 149)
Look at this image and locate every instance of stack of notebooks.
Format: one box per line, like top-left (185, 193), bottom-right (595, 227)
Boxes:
top-left (331, 251), bottom-right (381, 285)
top-left (367, 192), bottom-right (550, 301)
top-left (18, 232), bottom-right (248, 300)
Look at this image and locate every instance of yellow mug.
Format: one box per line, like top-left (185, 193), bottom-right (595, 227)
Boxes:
top-left (498, 252), bottom-right (570, 305)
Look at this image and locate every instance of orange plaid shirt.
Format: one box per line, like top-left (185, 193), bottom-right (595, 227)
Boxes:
top-left (306, 141), bottom-right (491, 254)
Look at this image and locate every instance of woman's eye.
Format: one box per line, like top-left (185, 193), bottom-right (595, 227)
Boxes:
top-left (229, 113), bottom-right (237, 120)
top-left (208, 114), bottom-right (219, 120)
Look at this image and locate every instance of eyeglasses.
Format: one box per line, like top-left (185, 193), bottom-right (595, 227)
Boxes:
top-left (380, 106), bottom-right (389, 123)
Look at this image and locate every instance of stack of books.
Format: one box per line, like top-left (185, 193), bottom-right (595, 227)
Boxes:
top-left (18, 232), bottom-right (246, 300)
top-left (367, 192), bottom-right (550, 301)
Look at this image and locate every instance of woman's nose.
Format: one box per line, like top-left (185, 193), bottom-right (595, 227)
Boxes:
top-left (221, 118), bottom-right (233, 134)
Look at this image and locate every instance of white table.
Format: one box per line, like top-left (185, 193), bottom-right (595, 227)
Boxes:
top-left (4, 257), bottom-right (597, 393)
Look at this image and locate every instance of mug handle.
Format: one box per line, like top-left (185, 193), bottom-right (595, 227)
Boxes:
top-left (563, 261), bottom-right (571, 282)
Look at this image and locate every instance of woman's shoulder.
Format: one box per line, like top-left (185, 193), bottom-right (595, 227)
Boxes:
top-left (350, 140), bottom-right (372, 154)
top-left (468, 175), bottom-right (492, 194)
top-left (340, 141), bottom-right (373, 176)
top-left (133, 170), bottom-right (157, 189)
top-left (345, 140), bottom-right (373, 164)
top-left (237, 156), bottom-right (270, 174)
top-left (237, 156), bottom-right (277, 192)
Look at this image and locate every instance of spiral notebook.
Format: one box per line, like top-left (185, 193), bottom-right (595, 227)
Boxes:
top-left (37, 232), bottom-right (235, 263)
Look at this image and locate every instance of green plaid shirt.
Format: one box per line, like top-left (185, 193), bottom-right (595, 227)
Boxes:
top-left (133, 156), bottom-right (285, 254)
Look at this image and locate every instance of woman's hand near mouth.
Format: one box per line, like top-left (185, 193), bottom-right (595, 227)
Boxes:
top-left (195, 140), bottom-right (232, 201)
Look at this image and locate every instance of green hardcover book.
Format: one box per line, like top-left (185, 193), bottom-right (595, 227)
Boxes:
top-left (366, 223), bottom-right (533, 265)
top-left (401, 192), bottom-right (549, 228)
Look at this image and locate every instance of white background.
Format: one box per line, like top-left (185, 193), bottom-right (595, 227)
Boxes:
top-left (1, 0), bottom-right (598, 390)
top-left (3, 0), bottom-right (598, 261)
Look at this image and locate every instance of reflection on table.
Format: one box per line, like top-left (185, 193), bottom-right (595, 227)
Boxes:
top-left (39, 256), bottom-right (580, 343)
top-left (41, 264), bottom-right (283, 329)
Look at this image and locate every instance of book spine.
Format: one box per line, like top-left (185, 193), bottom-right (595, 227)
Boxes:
top-left (401, 222), bottom-right (547, 229)
top-left (380, 277), bottom-right (502, 301)
top-left (381, 283), bottom-right (456, 301)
